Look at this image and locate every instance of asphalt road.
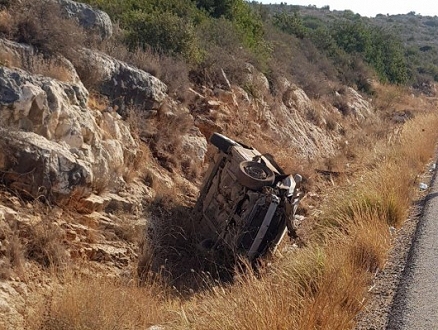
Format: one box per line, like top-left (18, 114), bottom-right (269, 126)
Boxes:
top-left (388, 168), bottom-right (438, 329)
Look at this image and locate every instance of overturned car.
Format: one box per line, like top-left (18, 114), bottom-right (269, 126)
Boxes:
top-left (194, 133), bottom-right (303, 264)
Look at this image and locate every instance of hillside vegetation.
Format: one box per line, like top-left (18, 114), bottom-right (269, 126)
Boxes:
top-left (1, 0), bottom-right (416, 97)
top-left (0, 1), bottom-right (438, 329)
top-left (268, 3), bottom-right (438, 93)
top-left (76, 0), bottom-right (428, 94)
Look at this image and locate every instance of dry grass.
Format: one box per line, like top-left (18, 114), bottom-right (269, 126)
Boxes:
top-left (0, 9), bottom-right (13, 36)
top-left (156, 203), bottom-right (390, 330)
top-left (27, 55), bottom-right (73, 82)
top-left (173, 242), bottom-right (370, 329)
top-left (372, 83), bottom-right (406, 111)
top-left (166, 107), bottom-right (438, 329)
top-left (24, 218), bottom-right (68, 269)
top-left (0, 233), bottom-right (25, 280)
top-left (101, 39), bottom-right (191, 102)
top-left (27, 273), bottom-right (177, 330)
top-left (8, 0), bottom-right (86, 56)
top-left (131, 106), bottom-right (199, 182)
top-left (0, 46), bottom-right (71, 83)
top-left (87, 93), bottom-right (109, 112)
top-left (0, 48), bottom-right (18, 67)
top-left (0, 49), bottom-right (74, 81)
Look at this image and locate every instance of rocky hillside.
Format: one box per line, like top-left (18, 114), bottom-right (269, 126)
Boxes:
top-left (0, 1), bottom-right (434, 329)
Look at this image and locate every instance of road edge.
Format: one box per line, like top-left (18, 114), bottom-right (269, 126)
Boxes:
top-left (354, 160), bottom-right (437, 330)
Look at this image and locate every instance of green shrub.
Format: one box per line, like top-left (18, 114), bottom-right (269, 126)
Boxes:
top-left (330, 20), bottom-right (407, 84)
top-left (195, 0), bottom-right (234, 18)
top-left (193, 17), bottom-right (251, 86)
top-left (273, 12), bottom-right (307, 39)
top-left (124, 10), bottom-right (202, 63)
top-left (82, 0), bottom-right (267, 67)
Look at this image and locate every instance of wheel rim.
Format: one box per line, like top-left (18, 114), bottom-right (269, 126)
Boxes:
top-left (244, 164), bottom-right (269, 179)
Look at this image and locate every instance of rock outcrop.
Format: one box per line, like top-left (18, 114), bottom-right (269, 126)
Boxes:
top-left (0, 65), bottom-right (137, 203)
top-left (75, 49), bottom-right (168, 113)
top-left (0, 129), bottom-right (92, 202)
top-left (192, 69), bottom-right (374, 160)
top-left (57, 0), bottom-right (113, 40)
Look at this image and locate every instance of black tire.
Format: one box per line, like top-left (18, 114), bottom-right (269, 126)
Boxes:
top-left (236, 161), bottom-right (275, 190)
top-left (210, 133), bottom-right (238, 153)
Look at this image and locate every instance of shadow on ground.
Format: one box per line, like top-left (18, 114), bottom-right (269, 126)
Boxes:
top-left (137, 199), bottom-right (236, 295)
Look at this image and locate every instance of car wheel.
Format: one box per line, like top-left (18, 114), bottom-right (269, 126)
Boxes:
top-left (210, 133), bottom-right (238, 153)
top-left (236, 161), bottom-right (275, 190)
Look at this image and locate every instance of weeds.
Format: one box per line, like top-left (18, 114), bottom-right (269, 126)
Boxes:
top-left (0, 234), bottom-right (25, 280)
top-left (0, 47), bottom-right (17, 68)
top-left (8, 0), bottom-right (86, 57)
top-left (27, 273), bottom-right (175, 330)
top-left (27, 55), bottom-right (74, 82)
top-left (25, 219), bottom-right (68, 269)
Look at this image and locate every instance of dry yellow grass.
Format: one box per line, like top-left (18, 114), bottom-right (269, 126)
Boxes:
top-left (0, 48), bottom-right (73, 82)
top-left (372, 83), bottom-right (406, 111)
top-left (172, 107), bottom-right (438, 330)
top-left (0, 10), bottom-right (13, 36)
top-left (0, 48), bottom-right (18, 68)
top-left (27, 273), bottom-right (178, 330)
top-left (88, 93), bottom-right (109, 112)
top-left (28, 56), bottom-right (73, 82)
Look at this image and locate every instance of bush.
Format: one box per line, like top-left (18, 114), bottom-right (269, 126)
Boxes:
top-left (330, 20), bottom-right (407, 84)
top-left (8, 0), bottom-right (86, 56)
top-left (194, 17), bottom-right (252, 87)
top-left (124, 10), bottom-right (202, 63)
top-left (25, 219), bottom-right (68, 268)
top-left (264, 24), bottom-right (335, 98)
top-left (273, 12), bottom-right (307, 39)
top-left (230, 0), bottom-right (266, 52)
top-left (82, 0), bottom-right (268, 79)
top-left (0, 0), bottom-right (11, 9)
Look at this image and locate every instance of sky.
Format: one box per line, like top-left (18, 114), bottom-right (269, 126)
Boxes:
top-left (256, 0), bottom-right (438, 17)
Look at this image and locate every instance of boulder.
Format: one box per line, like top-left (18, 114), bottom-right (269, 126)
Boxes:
top-left (76, 49), bottom-right (168, 113)
top-left (0, 66), bottom-right (138, 203)
top-left (57, 0), bottom-right (113, 40)
top-left (344, 87), bottom-right (373, 119)
top-left (244, 63), bottom-right (270, 97)
top-left (181, 127), bottom-right (208, 162)
top-left (0, 129), bottom-right (92, 202)
top-left (0, 66), bottom-right (89, 136)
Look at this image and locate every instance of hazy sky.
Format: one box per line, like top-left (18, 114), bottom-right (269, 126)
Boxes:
top-left (256, 0), bottom-right (438, 17)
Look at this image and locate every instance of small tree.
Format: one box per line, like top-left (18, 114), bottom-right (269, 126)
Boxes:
top-left (273, 12), bottom-right (306, 39)
top-left (125, 11), bottom-right (202, 63)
